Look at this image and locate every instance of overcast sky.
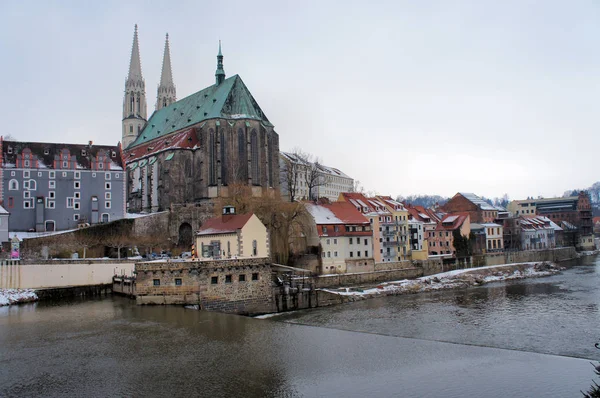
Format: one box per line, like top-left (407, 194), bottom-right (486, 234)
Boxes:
top-left (1, 0), bottom-right (598, 200)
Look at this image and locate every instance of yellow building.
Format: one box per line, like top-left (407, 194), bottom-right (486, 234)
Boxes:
top-left (196, 206), bottom-right (270, 259)
top-left (376, 196), bottom-right (411, 260)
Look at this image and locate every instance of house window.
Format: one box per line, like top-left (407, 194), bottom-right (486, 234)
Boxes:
top-left (211, 276), bottom-right (218, 284)
top-left (49, 181), bottom-right (55, 189)
top-left (99, 162), bottom-right (104, 169)
top-left (46, 200), bottom-right (55, 209)
top-left (153, 279), bottom-right (160, 286)
top-left (67, 197), bottom-right (74, 208)
top-left (23, 171), bottom-right (30, 178)
top-left (63, 161), bottom-right (68, 168)
top-left (116, 173), bottom-right (120, 179)
top-left (105, 182), bottom-right (111, 190)
top-left (74, 202), bottom-right (80, 210)
top-left (326, 239), bottom-right (330, 245)
top-left (334, 251), bottom-right (338, 257)
top-left (333, 238), bottom-right (337, 244)
top-left (8, 179), bottom-right (18, 190)
top-left (45, 220), bottom-right (55, 231)
top-left (105, 192), bottom-right (111, 200)
top-left (23, 180), bottom-right (29, 190)
top-left (101, 213), bottom-right (109, 223)
top-left (252, 273), bottom-right (259, 281)
top-left (350, 251), bottom-right (354, 258)
top-left (49, 171), bottom-right (55, 179)
top-left (24, 160), bottom-right (30, 167)
top-left (105, 201), bottom-right (111, 209)
top-left (24, 200), bottom-right (33, 209)
top-left (365, 251), bottom-right (369, 257)
top-left (10, 171), bottom-right (15, 177)
top-left (74, 192), bottom-right (81, 199)
top-left (74, 214), bottom-right (80, 221)
top-left (37, 172), bottom-right (42, 177)
top-left (252, 240), bottom-right (257, 256)
top-left (74, 181), bottom-right (80, 189)
top-left (62, 172), bottom-right (67, 178)
top-left (364, 238), bottom-right (368, 245)
top-left (175, 278), bottom-right (182, 286)
top-left (327, 251), bottom-right (331, 258)
top-left (105, 172), bottom-right (111, 180)
top-left (239, 274), bottom-right (246, 282)
top-left (92, 173), bottom-right (96, 178)
top-left (23, 191), bottom-right (30, 199)
top-left (349, 238), bottom-right (353, 244)
top-left (225, 275), bottom-right (232, 283)
top-left (74, 171), bottom-right (80, 179)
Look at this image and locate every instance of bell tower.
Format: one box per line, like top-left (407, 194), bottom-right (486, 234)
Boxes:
top-left (156, 33), bottom-right (176, 110)
top-left (122, 24), bottom-right (148, 149)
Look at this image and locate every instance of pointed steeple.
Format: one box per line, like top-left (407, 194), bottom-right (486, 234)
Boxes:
top-left (156, 33), bottom-right (176, 110)
top-left (127, 24), bottom-right (143, 82)
top-left (122, 24), bottom-right (148, 149)
top-left (215, 40), bottom-right (225, 85)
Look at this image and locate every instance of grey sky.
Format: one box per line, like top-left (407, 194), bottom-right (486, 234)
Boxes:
top-left (1, 0), bottom-right (598, 200)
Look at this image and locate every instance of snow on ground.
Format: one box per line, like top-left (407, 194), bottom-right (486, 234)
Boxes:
top-left (0, 289), bottom-right (38, 306)
top-left (320, 262), bottom-right (562, 298)
top-left (578, 250), bottom-right (599, 257)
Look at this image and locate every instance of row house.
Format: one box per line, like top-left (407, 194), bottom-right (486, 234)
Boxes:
top-left (1, 138), bottom-right (125, 232)
top-left (518, 216), bottom-right (557, 250)
top-left (376, 196), bottom-right (411, 259)
top-left (507, 192), bottom-right (593, 250)
top-left (428, 213), bottom-right (470, 257)
top-left (408, 219), bottom-right (427, 260)
top-left (338, 192), bottom-right (397, 263)
top-left (305, 201), bottom-right (374, 274)
top-left (407, 205), bottom-right (443, 258)
top-left (279, 152), bottom-right (354, 202)
top-left (471, 222), bottom-right (504, 253)
top-left (443, 192), bottom-right (504, 223)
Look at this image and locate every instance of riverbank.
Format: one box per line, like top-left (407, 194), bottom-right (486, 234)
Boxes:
top-left (0, 289), bottom-right (38, 306)
top-left (258, 261), bottom-right (564, 318)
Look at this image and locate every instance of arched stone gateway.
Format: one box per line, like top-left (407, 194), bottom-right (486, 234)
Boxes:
top-left (178, 222), bottom-right (193, 248)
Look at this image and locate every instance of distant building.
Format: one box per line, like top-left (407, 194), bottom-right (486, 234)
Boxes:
top-left (406, 205), bottom-right (443, 257)
top-left (279, 152), bottom-right (353, 202)
top-left (517, 216), bottom-right (556, 250)
top-left (376, 196), bottom-right (411, 259)
top-left (0, 138), bottom-right (125, 232)
top-left (195, 206), bottom-right (270, 259)
top-left (429, 213), bottom-right (471, 257)
top-left (0, 205), bottom-right (8, 243)
top-left (443, 192), bottom-right (503, 224)
top-left (338, 192), bottom-right (397, 263)
top-left (304, 201), bottom-right (374, 274)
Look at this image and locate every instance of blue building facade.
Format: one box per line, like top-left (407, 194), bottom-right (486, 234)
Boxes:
top-left (1, 139), bottom-right (125, 232)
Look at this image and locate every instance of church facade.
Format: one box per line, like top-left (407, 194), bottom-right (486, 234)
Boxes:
top-left (122, 26), bottom-right (280, 213)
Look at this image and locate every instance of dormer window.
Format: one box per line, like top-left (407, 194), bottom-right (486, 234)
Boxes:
top-left (81, 149), bottom-right (87, 156)
top-left (7, 146), bottom-right (12, 154)
top-left (111, 151), bottom-right (116, 158)
top-left (44, 149), bottom-right (50, 155)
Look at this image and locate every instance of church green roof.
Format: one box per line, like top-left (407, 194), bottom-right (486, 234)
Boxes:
top-left (128, 74), bottom-right (272, 148)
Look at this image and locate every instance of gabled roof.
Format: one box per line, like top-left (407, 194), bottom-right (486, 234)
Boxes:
top-left (305, 201), bottom-right (369, 225)
top-left (196, 213), bottom-right (253, 235)
top-left (2, 140), bottom-right (123, 170)
top-left (129, 74), bottom-right (271, 149)
top-left (436, 212), bottom-right (469, 231)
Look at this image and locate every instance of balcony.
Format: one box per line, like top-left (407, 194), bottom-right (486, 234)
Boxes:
top-left (383, 240), bottom-right (399, 247)
top-left (382, 230), bottom-right (396, 237)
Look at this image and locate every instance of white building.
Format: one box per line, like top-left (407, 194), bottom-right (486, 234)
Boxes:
top-left (481, 223), bottom-right (504, 252)
top-left (279, 152), bottom-right (353, 202)
top-left (518, 216), bottom-right (556, 250)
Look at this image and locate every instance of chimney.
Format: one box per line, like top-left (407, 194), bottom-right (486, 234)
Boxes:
top-left (88, 141), bottom-right (93, 147)
top-left (222, 205), bottom-right (236, 222)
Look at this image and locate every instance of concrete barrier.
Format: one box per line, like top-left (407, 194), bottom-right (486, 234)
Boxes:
top-left (0, 262), bottom-right (136, 289)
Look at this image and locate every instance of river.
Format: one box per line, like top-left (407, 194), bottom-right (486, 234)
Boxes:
top-left (0, 256), bottom-right (598, 397)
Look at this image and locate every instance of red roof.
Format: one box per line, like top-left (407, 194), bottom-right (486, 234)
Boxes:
top-left (125, 128), bottom-right (199, 162)
top-left (196, 213), bottom-right (254, 235)
top-left (436, 212), bottom-right (469, 231)
top-left (593, 217), bottom-right (600, 225)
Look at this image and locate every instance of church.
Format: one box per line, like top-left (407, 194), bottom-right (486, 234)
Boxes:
top-left (122, 26), bottom-right (280, 213)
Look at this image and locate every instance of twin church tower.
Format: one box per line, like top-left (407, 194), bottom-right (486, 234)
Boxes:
top-left (122, 25), bottom-right (178, 149)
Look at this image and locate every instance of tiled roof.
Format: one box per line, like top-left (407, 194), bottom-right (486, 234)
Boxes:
top-left (196, 213), bottom-right (253, 235)
top-left (128, 75), bottom-right (271, 149)
top-left (125, 128), bottom-right (198, 163)
top-left (306, 201), bottom-right (369, 225)
top-left (436, 212), bottom-right (469, 231)
top-left (339, 193), bottom-right (390, 215)
top-left (1, 139), bottom-right (123, 170)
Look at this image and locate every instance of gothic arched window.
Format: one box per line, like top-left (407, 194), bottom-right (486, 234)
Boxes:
top-left (209, 129), bottom-right (216, 186)
top-left (237, 129), bottom-right (246, 182)
top-left (267, 134), bottom-right (274, 187)
top-left (250, 129), bottom-right (259, 186)
top-left (130, 93), bottom-right (135, 114)
top-left (8, 179), bottom-right (18, 191)
top-left (220, 131), bottom-right (227, 186)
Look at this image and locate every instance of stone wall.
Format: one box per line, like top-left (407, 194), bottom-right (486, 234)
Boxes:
top-left (373, 260), bottom-right (412, 271)
top-left (472, 247), bottom-right (577, 268)
top-left (303, 267), bottom-right (423, 289)
top-left (135, 257), bottom-right (274, 315)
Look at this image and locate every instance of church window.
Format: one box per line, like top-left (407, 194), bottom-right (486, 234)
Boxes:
top-left (250, 129), bottom-right (259, 186)
top-left (209, 129), bottom-right (216, 185)
top-left (130, 94), bottom-right (134, 114)
top-left (8, 179), bottom-right (18, 190)
top-left (137, 96), bottom-right (140, 114)
top-left (220, 131), bottom-right (227, 185)
top-left (130, 125), bottom-right (133, 133)
top-left (267, 134), bottom-right (274, 187)
top-left (237, 129), bottom-right (246, 182)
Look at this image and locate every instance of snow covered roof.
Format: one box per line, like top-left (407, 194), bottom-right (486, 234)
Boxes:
top-left (458, 192), bottom-right (497, 211)
top-left (0, 205), bottom-right (8, 215)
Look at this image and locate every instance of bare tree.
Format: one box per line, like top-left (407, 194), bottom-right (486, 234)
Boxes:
top-left (103, 228), bottom-right (132, 260)
top-left (351, 180), bottom-right (364, 193)
top-left (305, 158), bottom-right (330, 200)
top-left (280, 148), bottom-right (309, 202)
top-left (74, 232), bottom-right (102, 259)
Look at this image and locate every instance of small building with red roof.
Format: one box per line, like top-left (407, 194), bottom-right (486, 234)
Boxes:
top-left (429, 212), bottom-right (470, 257)
top-left (196, 206), bottom-right (269, 259)
top-left (305, 201), bottom-right (374, 274)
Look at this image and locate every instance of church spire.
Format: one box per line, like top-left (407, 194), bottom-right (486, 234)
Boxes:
top-left (127, 24), bottom-right (143, 82)
top-left (156, 33), bottom-right (176, 110)
top-left (122, 24), bottom-right (148, 149)
top-left (215, 40), bottom-right (225, 85)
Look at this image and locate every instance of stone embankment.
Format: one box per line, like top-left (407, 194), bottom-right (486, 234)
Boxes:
top-left (320, 262), bottom-right (562, 303)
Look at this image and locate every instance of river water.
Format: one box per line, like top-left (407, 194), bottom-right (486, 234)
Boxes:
top-left (1, 257), bottom-right (599, 397)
